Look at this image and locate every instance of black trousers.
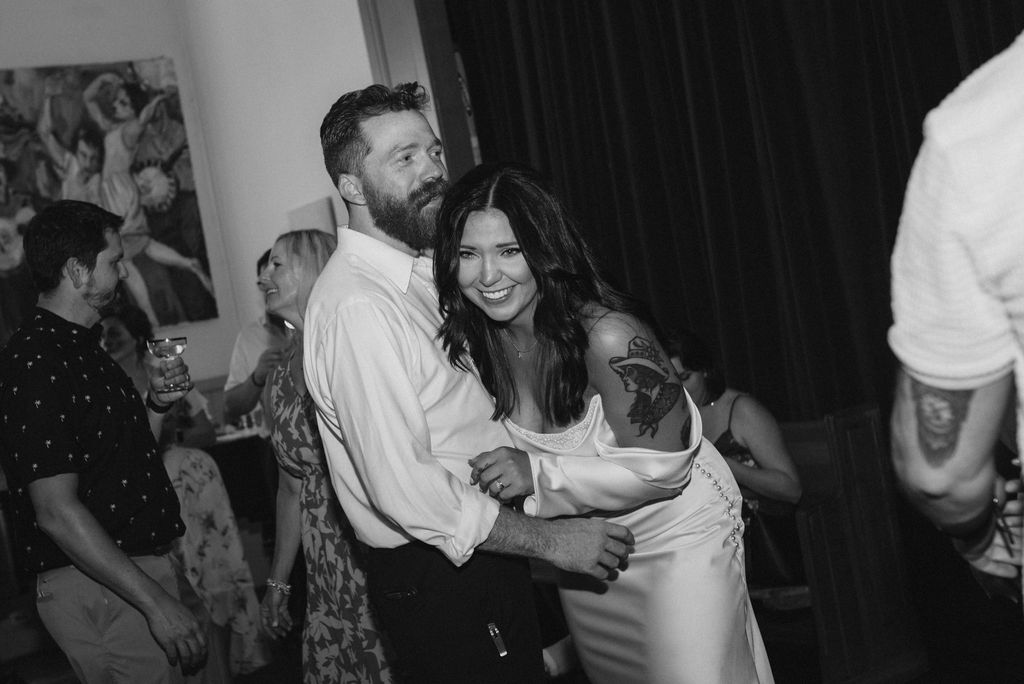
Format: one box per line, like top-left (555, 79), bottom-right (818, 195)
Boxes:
top-left (366, 541), bottom-right (546, 684)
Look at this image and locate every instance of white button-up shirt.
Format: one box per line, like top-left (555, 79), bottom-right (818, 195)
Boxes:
top-left (303, 228), bottom-right (504, 565)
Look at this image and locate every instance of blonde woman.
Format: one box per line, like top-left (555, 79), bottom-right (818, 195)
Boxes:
top-left (258, 230), bottom-right (392, 683)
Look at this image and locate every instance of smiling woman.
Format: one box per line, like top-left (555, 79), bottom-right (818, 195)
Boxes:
top-left (260, 244), bottom-right (302, 325)
top-left (434, 162), bottom-right (774, 684)
top-left (456, 207), bottom-right (539, 335)
top-left (260, 230), bottom-right (335, 329)
top-left (256, 229), bottom-right (393, 683)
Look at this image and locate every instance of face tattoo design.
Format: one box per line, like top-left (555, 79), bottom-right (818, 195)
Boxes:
top-left (609, 336), bottom-right (683, 438)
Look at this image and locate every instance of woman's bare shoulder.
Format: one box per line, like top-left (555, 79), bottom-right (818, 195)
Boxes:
top-left (731, 391), bottom-right (783, 433)
top-left (583, 305), bottom-right (649, 350)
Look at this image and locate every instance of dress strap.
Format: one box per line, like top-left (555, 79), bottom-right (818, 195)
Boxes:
top-left (725, 393), bottom-right (745, 432)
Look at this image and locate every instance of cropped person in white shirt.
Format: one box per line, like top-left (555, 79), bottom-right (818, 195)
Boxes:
top-left (222, 249), bottom-right (290, 433)
top-left (305, 82), bottom-right (635, 683)
top-left (889, 30), bottom-right (1024, 596)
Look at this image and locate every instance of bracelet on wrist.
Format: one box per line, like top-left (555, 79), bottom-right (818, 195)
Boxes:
top-left (145, 393), bottom-right (174, 414)
top-left (266, 578), bottom-right (291, 595)
top-left (250, 372), bottom-right (266, 388)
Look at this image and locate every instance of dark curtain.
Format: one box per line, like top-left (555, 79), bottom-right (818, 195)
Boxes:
top-left (445, 0), bottom-right (1024, 421)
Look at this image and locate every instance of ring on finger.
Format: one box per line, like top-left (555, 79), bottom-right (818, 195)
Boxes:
top-left (495, 480), bottom-right (506, 492)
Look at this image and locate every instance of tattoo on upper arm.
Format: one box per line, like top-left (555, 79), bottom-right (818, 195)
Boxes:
top-left (909, 378), bottom-right (972, 466)
top-left (609, 336), bottom-right (682, 437)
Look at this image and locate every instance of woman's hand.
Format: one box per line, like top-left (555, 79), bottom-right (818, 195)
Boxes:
top-left (259, 586), bottom-right (293, 639)
top-left (469, 447), bottom-right (534, 501)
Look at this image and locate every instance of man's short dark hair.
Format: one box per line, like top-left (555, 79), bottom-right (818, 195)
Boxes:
top-left (25, 200), bottom-right (121, 294)
top-left (319, 82), bottom-right (430, 187)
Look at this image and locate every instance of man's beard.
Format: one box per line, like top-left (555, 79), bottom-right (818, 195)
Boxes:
top-left (363, 177), bottom-right (448, 252)
top-left (88, 282), bottom-right (125, 319)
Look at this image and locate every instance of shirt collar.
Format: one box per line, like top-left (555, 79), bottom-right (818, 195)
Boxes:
top-left (32, 306), bottom-right (103, 345)
top-left (337, 227), bottom-right (433, 294)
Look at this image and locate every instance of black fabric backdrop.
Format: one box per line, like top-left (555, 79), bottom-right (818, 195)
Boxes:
top-left (444, 0), bottom-right (1024, 421)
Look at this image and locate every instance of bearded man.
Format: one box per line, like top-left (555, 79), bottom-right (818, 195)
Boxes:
top-left (305, 83), bottom-right (635, 683)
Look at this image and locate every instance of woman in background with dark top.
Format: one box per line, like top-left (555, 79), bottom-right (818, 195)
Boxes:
top-left (667, 329), bottom-right (803, 588)
top-left (258, 229), bottom-right (392, 684)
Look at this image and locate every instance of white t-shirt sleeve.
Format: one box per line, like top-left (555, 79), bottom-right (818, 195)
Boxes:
top-left (888, 129), bottom-right (1015, 390)
top-left (224, 325), bottom-right (260, 392)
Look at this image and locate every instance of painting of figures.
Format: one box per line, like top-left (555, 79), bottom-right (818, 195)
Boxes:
top-left (0, 56), bottom-right (217, 346)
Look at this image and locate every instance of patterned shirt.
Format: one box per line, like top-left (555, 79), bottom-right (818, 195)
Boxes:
top-left (0, 308), bottom-right (183, 573)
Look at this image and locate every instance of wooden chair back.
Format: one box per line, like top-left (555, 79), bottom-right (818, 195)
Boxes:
top-left (780, 404), bottom-right (928, 683)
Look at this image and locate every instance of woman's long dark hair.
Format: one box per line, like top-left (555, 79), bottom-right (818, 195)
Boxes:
top-left (435, 162), bottom-right (645, 425)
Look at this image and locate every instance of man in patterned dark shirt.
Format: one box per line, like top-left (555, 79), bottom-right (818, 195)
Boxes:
top-left (0, 201), bottom-right (207, 682)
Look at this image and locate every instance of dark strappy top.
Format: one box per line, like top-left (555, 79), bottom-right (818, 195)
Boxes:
top-left (711, 395), bottom-right (758, 470)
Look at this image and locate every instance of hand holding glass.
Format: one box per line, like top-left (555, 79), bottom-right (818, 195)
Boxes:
top-left (147, 336), bottom-right (193, 393)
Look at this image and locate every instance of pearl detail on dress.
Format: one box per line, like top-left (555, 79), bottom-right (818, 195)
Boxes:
top-left (693, 459), bottom-right (743, 549)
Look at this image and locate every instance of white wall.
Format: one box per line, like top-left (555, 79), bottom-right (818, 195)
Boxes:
top-left (179, 0), bottom-right (375, 331)
top-left (360, 0), bottom-right (442, 143)
top-left (0, 0), bottom-right (376, 381)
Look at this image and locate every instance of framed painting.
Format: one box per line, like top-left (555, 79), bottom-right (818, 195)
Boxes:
top-left (0, 56), bottom-right (217, 345)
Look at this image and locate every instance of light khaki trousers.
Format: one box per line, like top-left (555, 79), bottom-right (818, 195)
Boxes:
top-left (35, 554), bottom-right (187, 684)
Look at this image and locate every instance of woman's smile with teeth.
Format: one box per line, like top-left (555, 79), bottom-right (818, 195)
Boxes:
top-left (481, 287), bottom-right (511, 300)
top-left (457, 209), bottom-right (538, 325)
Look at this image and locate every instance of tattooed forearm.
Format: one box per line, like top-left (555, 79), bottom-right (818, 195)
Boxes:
top-left (910, 378), bottom-right (972, 466)
top-left (609, 336), bottom-right (682, 437)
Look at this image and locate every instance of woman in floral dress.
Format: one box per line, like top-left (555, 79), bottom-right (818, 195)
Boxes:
top-left (258, 229), bottom-right (392, 684)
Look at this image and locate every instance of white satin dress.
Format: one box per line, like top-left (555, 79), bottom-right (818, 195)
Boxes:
top-left (507, 392), bottom-right (774, 684)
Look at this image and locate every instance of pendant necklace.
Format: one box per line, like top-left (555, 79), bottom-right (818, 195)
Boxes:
top-left (503, 328), bottom-right (538, 359)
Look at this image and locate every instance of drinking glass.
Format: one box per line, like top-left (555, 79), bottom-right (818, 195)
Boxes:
top-left (146, 336), bottom-right (193, 393)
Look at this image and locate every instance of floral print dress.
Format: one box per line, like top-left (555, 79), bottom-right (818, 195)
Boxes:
top-left (266, 351), bottom-right (392, 684)
top-left (164, 445), bottom-right (270, 676)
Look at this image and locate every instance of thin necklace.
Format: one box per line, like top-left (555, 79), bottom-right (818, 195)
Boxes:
top-left (503, 328), bottom-right (538, 359)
